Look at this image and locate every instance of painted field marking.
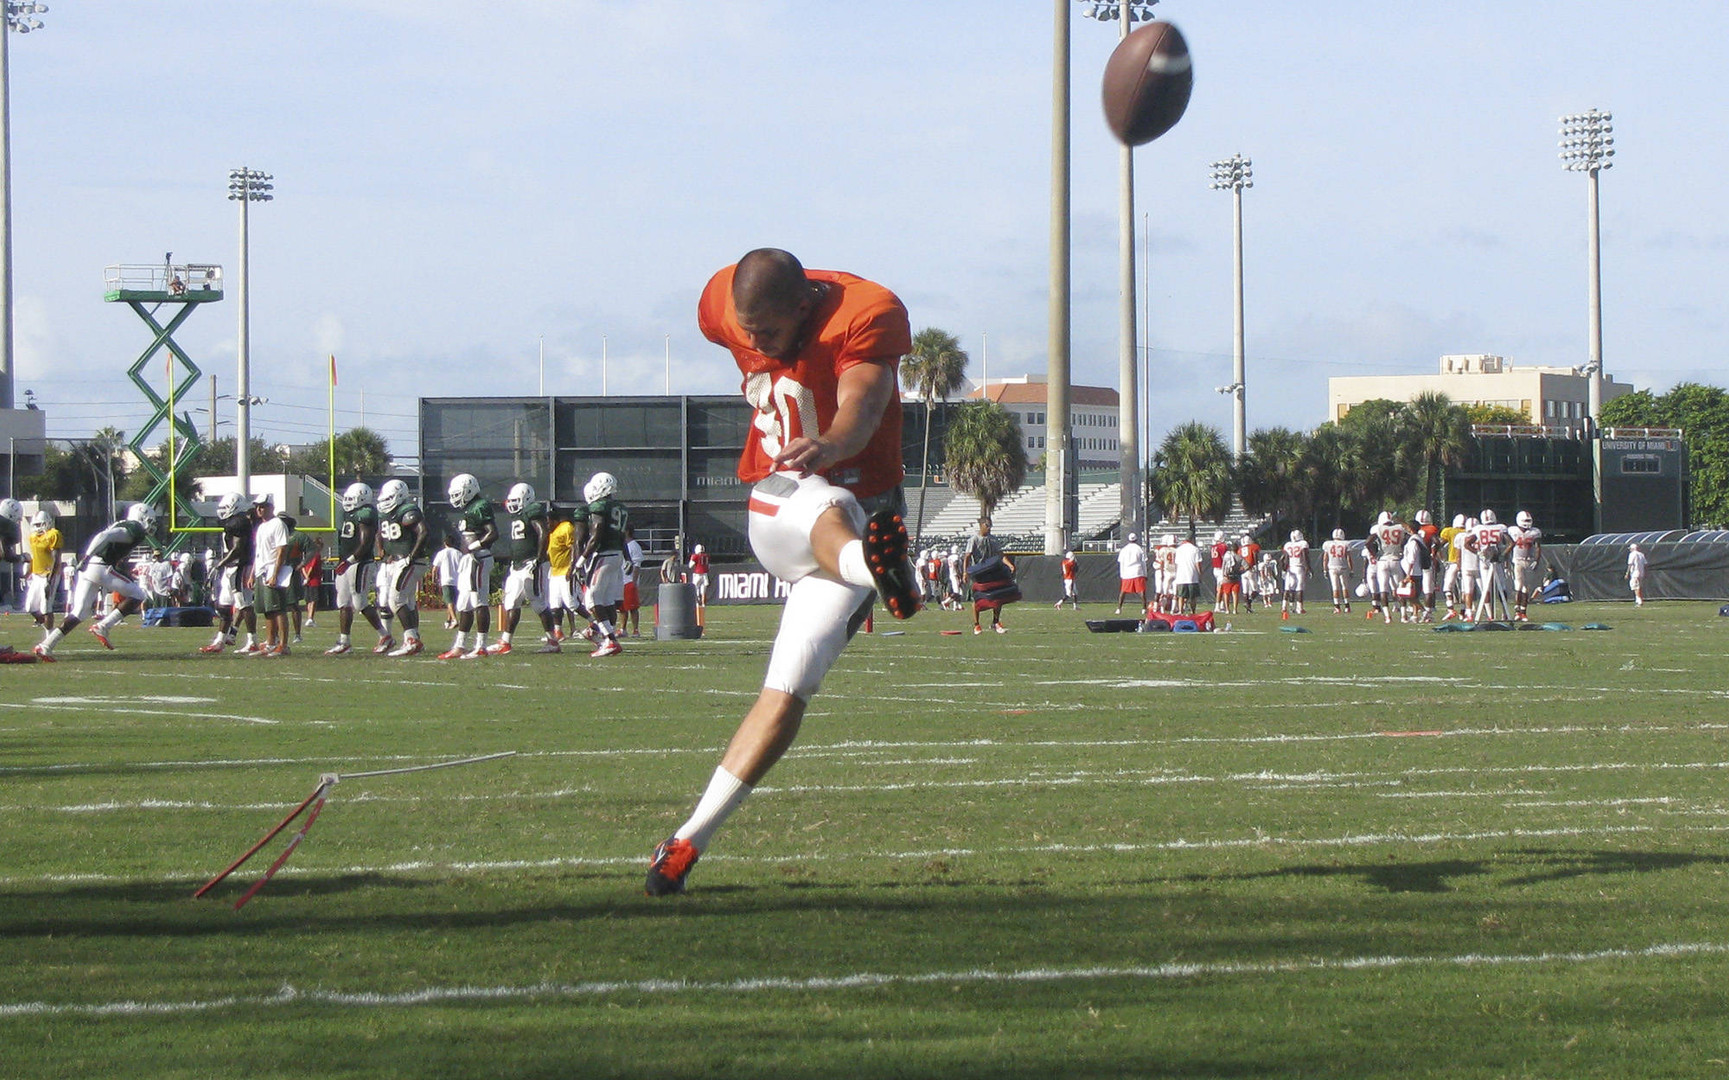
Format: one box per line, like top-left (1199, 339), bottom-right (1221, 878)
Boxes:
top-left (0, 702), bottom-right (277, 726)
top-left (3, 940), bottom-right (1726, 1018)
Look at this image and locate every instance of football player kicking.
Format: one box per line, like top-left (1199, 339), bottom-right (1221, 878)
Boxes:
top-left (325, 483), bottom-right (390, 655)
top-left (490, 482), bottom-right (561, 654)
top-left (441, 473), bottom-right (498, 659)
top-left (645, 248), bottom-right (922, 897)
top-left (35, 504), bottom-right (158, 661)
top-left (374, 479), bottom-right (429, 656)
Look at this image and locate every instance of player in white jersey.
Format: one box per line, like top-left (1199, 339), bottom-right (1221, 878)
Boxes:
top-left (1455, 516), bottom-right (1479, 619)
top-left (1440, 514), bottom-right (1466, 620)
top-left (1322, 528), bottom-right (1352, 614)
top-left (1627, 542), bottom-right (1647, 605)
top-left (1506, 510), bottom-right (1543, 621)
top-left (1401, 530), bottom-right (1434, 623)
top-left (1280, 530), bottom-right (1310, 618)
top-left (1470, 509), bottom-right (1510, 621)
top-left (1152, 534), bottom-right (1176, 614)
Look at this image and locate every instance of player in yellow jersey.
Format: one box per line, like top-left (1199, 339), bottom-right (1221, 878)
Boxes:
top-left (25, 509), bottom-right (62, 632)
top-left (545, 505), bottom-right (577, 640)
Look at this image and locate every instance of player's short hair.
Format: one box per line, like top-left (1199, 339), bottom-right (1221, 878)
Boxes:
top-left (734, 248), bottom-right (810, 314)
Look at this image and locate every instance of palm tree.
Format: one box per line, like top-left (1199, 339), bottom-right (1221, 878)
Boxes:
top-left (1400, 391), bottom-right (1472, 515)
top-left (900, 327), bottom-right (969, 541)
top-left (944, 400), bottom-right (1025, 523)
top-left (1147, 422), bottom-right (1232, 538)
top-left (1235, 426), bottom-right (1310, 529)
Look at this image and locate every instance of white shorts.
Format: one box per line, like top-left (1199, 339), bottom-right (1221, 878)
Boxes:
top-left (746, 471), bottom-right (867, 584)
top-left (585, 552), bottom-right (625, 609)
top-left (217, 565), bottom-right (253, 610)
top-left (25, 573), bottom-right (57, 615)
top-left (335, 561), bottom-right (372, 611)
top-left (376, 558), bottom-right (423, 612)
top-left (747, 472), bottom-right (876, 702)
top-left (1282, 569), bottom-right (1307, 593)
top-left (547, 569), bottom-right (578, 612)
top-left (1512, 560), bottom-right (1538, 592)
top-left (455, 553), bottom-right (492, 612)
top-left (1629, 572), bottom-right (1644, 590)
top-left (690, 573), bottom-right (709, 602)
top-left (502, 561), bottom-right (548, 613)
top-left (70, 561), bottom-right (146, 621)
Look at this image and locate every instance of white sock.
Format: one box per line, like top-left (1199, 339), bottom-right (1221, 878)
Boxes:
top-left (452, 631), bottom-right (468, 650)
top-left (337, 633), bottom-right (350, 645)
top-left (96, 611), bottom-right (122, 632)
top-left (674, 766), bottom-right (753, 852)
top-left (837, 539), bottom-right (875, 589)
top-left (473, 633), bottom-right (486, 648)
top-left (242, 633), bottom-right (255, 647)
top-left (499, 631), bottom-right (513, 645)
top-left (42, 628), bottom-right (63, 649)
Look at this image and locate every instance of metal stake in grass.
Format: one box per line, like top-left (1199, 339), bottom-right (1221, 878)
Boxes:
top-left (192, 751), bottom-right (518, 909)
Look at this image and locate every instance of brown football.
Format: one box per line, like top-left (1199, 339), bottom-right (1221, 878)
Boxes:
top-left (1100, 21), bottom-right (1193, 146)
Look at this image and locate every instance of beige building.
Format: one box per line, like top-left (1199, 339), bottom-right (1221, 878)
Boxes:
top-left (966, 375), bottom-right (1120, 470)
top-left (1328, 354), bottom-right (1632, 431)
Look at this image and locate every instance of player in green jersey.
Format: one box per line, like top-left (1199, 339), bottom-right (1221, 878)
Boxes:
top-left (34, 504), bottom-right (158, 660)
top-left (326, 482), bottom-right (391, 654)
top-left (374, 478), bottom-right (429, 657)
top-left (439, 474), bottom-right (498, 659)
top-left (578, 471), bottom-right (629, 658)
top-left (490, 481), bottom-right (561, 654)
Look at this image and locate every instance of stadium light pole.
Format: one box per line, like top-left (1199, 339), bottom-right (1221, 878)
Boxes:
top-left (1559, 110), bottom-right (1613, 432)
top-left (1044, 0), bottom-right (1072, 556)
top-left (1209, 154), bottom-right (1252, 461)
top-left (228, 166), bottom-right (272, 496)
top-left (0, 2), bottom-right (46, 411)
top-left (1079, 0), bottom-right (1157, 540)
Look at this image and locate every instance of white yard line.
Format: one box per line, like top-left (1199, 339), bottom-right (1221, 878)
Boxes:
top-left (3, 940), bottom-right (1726, 1018)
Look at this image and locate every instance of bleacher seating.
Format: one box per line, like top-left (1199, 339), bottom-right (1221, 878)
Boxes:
top-left (904, 481), bottom-right (1272, 552)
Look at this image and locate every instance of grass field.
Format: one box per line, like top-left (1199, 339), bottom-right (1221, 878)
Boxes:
top-left (3, 599), bottom-right (1729, 1078)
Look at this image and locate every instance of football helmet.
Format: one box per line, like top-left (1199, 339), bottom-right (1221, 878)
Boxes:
top-left (1480, 508), bottom-right (1498, 525)
top-left (0, 497), bottom-right (20, 524)
top-left (1416, 510), bottom-right (1432, 525)
top-left (377, 478), bottom-right (410, 515)
top-left (448, 473), bottom-right (481, 509)
top-left (341, 482), bottom-right (375, 512)
top-left (1376, 510), bottom-right (1392, 527)
top-left (1213, 531), bottom-right (1225, 543)
top-left (30, 509), bottom-right (54, 531)
top-left (126, 503), bottom-right (160, 530)
top-left (1465, 516), bottom-right (1479, 530)
top-left (1452, 513), bottom-right (1466, 529)
top-left (1290, 529), bottom-right (1304, 543)
top-left (693, 543), bottom-right (705, 555)
top-left (1162, 534), bottom-right (1175, 547)
top-left (1516, 510), bottom-right (1533, 528)
top-left (1064, 549), bottom-right (1075, 559)
top-left (217, 493), bottom-right (242, 519)
top-left (584, 471), bottom-right (619, 504)
top-left (505, 482), bottom-right (535, 513)
top-left (1332, 528), bottom-right (1346, 541)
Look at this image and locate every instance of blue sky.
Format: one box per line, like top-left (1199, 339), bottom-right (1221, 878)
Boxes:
top-left (11, 1), bottom-right (1727, 460)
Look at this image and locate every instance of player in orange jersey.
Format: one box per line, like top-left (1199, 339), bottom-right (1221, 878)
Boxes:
top-left (646, 249), bottom-right (922, 897)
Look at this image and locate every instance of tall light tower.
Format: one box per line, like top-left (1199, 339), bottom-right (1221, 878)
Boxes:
top-left (1044, 0), bottom-right (1072, 556)
top-left (1210, 154), bottom-right (1252, 460)
top-left (228, 166), bottom-right (272, 496)
top-left (1559, 110), bottom-right (1613, 432)
top-left (1, 1), bottom-right (46, 411)
top-left (1080, 0), bottom-right (1156, 540)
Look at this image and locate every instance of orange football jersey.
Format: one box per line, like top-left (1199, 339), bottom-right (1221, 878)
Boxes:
top-left (698, 266), bottom-right (910, 500)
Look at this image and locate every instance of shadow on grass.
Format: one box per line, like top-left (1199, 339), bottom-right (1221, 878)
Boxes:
top-left (1152, 847), bottom-right (1729, 894)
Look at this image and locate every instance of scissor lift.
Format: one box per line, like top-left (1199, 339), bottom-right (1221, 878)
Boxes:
top-left (104, 262), bottom-right (224, 548)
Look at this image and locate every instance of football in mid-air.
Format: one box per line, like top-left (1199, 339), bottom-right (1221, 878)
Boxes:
top-left (1100, 21), bottom-right (1192, 146)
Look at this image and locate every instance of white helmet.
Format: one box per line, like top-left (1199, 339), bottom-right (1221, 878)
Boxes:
top-left (584, 471), bottom-right (618, 503)
top-left (1162, 534), bottom-right (1175, 547)
top-left (217, 493), bottom-right (242, 519)
top-left (1290, 529), bottom-right (1304, 543)
top-left (1126, 532), bottom-right (1137, 543)
top-left (1480, 508), bottom-right (1498, 525)
top-left (31, 509), bottom-right (54, 531)
top-left (1332, 528), bottom-right (1345, 540)
top-left (505, 482), bottom-right (535, 513)
top-left (1239, 535), bottom-right (1251, 545)
top-left (341, 482), bottom-right (374, 512)
top-left (448, 473), bottom-right (481, 509)
top-left (1516, 510), bottom-right (1533, 528)
top-left (1452, 513), bottom-right (1466, 529)
top-left (1416, 510), bottom-right (1432, 525)
top-left (377, 478), bottom-right (410, 515)
top-left (1213, 531), bottom-right (1225, 543)
top-left (693, 543), bottom-right (705, 555)
top-left (0, 498), bottom-right (20, 524)
top-left (1376, 510), bottom-right (1392, 527)
top-left (1465, 516), bottom-right (1479, 529)
top-left (1064, 550), bottom-right (1075, 559)
top-left (126, 503), bottom-right (160, 530)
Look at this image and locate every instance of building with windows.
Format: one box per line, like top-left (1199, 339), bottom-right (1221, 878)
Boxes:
top-left (969, 375), bottom-right (1120, 470)
top-left (1328, 354), bottom-right (1632, 429)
